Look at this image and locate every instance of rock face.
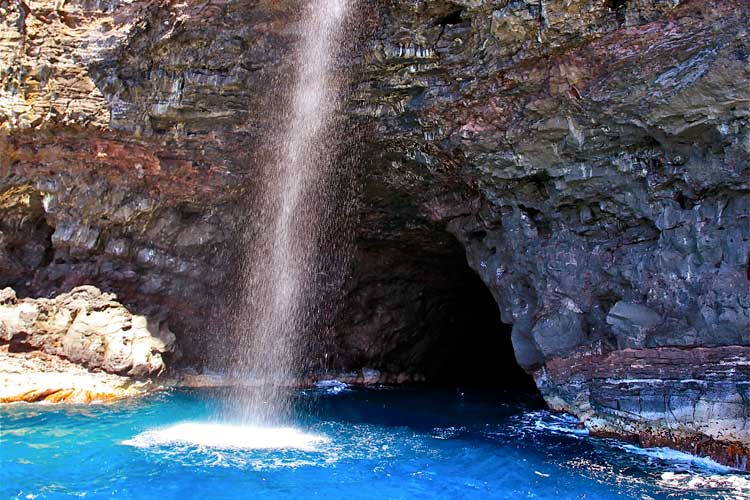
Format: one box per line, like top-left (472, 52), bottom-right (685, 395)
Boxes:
top-left (358, 0), bottom-right (750, 468)
top-left (0, 286), bottom-right (177, 377)
top-left (538, 346), bottom-right (750, 470)
top-left (0, 0), bottom-right (748, 467)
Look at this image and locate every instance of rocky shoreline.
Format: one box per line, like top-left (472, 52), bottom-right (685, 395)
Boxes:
top-left (5, 345), bottom-right (747, 473)
top-left (3, 333), bottom-right (747, 472)
top-left (0, 285), bottom-right (424, 402)
top-left (0, 345), bottom-right (156, 403)
top-left (535, 345), bottom-right (750, 471)
top-left (0, 286), bottom-right (176, 403)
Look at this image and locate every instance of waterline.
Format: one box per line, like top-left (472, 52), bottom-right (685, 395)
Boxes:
top-left (6, 388), bottom-right (747, 499)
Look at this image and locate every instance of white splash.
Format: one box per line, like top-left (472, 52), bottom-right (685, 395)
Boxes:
top-left (621, 444), bottom-right (732, 473)
top-left (123, 423), bottom-right (330, 452)
top-left (314, 379), bottom-right (350, 394)
top-left (517, 410), bottom-right (590, 437)
top-left (658, 471), bottom-right (750, 496)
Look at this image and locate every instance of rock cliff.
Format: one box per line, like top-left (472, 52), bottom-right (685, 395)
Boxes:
top-left (362, 0), bottom-right (750, 469)
top-left (0, 0), bottom-right (748, 467)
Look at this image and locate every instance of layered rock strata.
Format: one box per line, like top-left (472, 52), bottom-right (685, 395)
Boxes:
top-left (0, 0), bottom-right (748, 467)
top-left (537, 346), bottom-right (749, 470)
top-left (361, 0), bottom-right (750, 468)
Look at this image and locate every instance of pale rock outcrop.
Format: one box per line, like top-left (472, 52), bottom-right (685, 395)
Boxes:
top-left (0, 286), bottom-right (177, 377)
top-left (0, 345), bottom-right (155, 403)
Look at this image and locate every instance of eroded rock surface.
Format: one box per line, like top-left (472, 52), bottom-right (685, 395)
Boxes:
top-left (0, 286), bottom-right (177, 376)
top-left (0, 345), bottom-right (156, 403)
top-left (0, 0), bottom-right (748, 466)
top-left (360, 0), bottom-right (750, 468)
top-left (538, 346), bottom-right (750, 470)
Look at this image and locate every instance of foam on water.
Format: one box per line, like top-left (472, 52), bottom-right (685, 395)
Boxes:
top-left (620, 444), bottom-right (734, 473)
top-left (657, 471), bottom-right (750, 497)
top-left (122, 423), bottom-right (330, 451)
top-left (314, 379), bottom-right (350, 394)
top-left (119, 420), bottom-right (419, 471)
top-left (511, 410), bottom-right (590, 438)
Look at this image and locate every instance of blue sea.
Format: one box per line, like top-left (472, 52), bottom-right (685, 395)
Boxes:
top-left (1, 386), bottom-right (747, 499)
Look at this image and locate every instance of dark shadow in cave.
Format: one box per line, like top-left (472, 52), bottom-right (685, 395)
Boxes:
top-left (425, 253), bottom-right (539, 394)
top-left (0, 187), bottom-right (55, 296)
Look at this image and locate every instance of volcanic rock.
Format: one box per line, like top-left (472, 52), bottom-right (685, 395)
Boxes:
top-left (0, 0), bottom-right (748, 468)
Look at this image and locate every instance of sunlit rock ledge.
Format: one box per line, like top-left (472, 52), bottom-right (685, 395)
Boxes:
top-left (0, 286), bottom-right (178, 377)
top-left (0, 345), bottom-right (157, 403)
top-left (0, 285), bottom-right (177, 403)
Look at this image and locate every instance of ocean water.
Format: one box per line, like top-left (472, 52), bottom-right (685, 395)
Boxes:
top-left (1, 386), bottom-right (747, 500)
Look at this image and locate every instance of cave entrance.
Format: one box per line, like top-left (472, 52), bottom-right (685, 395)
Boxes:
top-left (424, 249), bottom-right (539, 393)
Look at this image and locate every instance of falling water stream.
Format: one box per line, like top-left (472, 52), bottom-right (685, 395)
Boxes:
top-left (225, 0), bottom-right (354, 426)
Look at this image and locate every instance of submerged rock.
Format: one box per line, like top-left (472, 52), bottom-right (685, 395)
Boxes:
top-left (0, 286), bottom-right (177, 377)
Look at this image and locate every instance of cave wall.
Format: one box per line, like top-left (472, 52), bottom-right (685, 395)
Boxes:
top-left (358, 0), bottom-right (749, 467)
top-left (1, 0), bottom-right (748, 467)
top-left (0, 0), bottom-right (493, 378)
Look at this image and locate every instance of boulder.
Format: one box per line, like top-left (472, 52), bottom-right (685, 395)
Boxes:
top-left (606, 301), bottom-right (664, 348)
top-left (0, 286), bottom-right (177, 377)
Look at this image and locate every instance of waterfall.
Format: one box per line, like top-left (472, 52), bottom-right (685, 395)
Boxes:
top-left (226, 0), bottom-right (355, 425)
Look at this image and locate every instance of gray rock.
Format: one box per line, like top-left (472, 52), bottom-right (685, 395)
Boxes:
top-left (606, 301), bottom-right (663, 348)
top-left (531, 310), bottom-right (586, 359)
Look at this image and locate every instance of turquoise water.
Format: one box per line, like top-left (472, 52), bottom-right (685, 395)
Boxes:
top-left (1, 387), bottom-right (747, 499)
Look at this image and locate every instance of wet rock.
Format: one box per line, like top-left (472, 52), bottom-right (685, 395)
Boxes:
top-left (361, 367), bottom-right (382, 385)
top-left (0, 286), bottom-right (177, 377)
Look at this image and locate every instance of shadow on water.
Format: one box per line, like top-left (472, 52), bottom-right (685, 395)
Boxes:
top-left (295, 385), bottom-right (547, 430)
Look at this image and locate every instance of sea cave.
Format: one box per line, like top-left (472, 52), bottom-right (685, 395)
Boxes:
top-left (0, 0), bottom-right (748, 498)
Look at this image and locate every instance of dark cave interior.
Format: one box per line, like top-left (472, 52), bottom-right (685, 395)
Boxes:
top-left (426, 263), bottom-right (539, 393)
